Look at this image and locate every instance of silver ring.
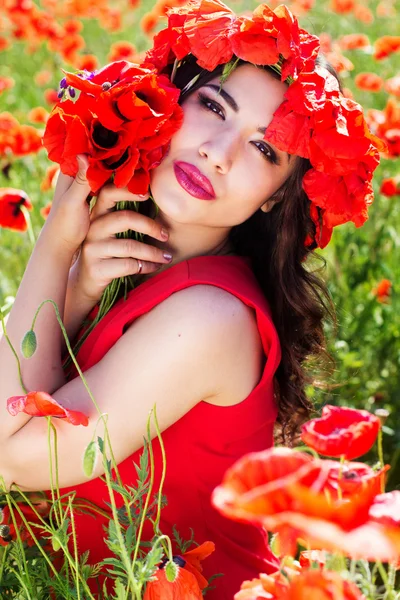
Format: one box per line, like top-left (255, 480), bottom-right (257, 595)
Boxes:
top-left (137, 259), bottom-right (143, 275)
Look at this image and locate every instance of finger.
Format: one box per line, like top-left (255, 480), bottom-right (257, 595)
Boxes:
top-left (87, 210), bottom-right (169, 244)
top-left (54, 155), bottom-right (90, 200)
top-left (66, 155), bottom-right (92, 203)
top-left (85, 238), bottom-right (173, 265)
top-left (90, 184), bottom-right (149, 220)
top-left (94, 258), bottom-right (162, 282)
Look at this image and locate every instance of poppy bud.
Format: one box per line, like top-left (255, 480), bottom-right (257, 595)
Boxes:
top-left (21, 329), bottom-right (37, 358)
top-left (165, 560), bottom-right (178, 583)
top-left (375, 408), bottom-right (390, 426)
top-left (0, 524), bottom-right (12, 541)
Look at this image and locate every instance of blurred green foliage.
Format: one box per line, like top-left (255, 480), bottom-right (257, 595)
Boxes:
top-left (0, 0), bottom-right (399, 485)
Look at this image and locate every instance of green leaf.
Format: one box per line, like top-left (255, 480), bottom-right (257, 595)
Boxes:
top-left (165, 560), bottom-right (178, 583)
top-left (21, 329), bottom-right (37, 358)
top-left (83, 440), bottom-right (98, 478)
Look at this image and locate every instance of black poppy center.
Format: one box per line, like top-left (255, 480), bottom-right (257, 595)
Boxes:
top-left (10, 197), bottom-right (25, 217)
top-left (92, 122), bottom-right (119, 149)
top-left (135, 92), bottom-right (147, 103)
top-left (106, 148), bottom-right (130, 170)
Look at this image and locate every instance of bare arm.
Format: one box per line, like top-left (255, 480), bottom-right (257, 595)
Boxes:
top-left (0, 162), bottom-right (92, 441)
top-left (0, 284), bottom-right (252, 491)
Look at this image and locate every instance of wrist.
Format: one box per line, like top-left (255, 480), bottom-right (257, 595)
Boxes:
top-left (40, 216), bottom-right (82, 259)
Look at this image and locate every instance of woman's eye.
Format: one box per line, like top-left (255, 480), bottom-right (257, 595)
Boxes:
top-left (252, 141), bottom-right (278, 164)
top-left (198, 92), bottom-right (225, 119)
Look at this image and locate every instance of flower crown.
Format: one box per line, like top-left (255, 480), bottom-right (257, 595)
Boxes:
top-left (144, 0), bottom-right (386, 248)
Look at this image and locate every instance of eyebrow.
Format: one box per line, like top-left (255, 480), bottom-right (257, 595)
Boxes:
top-left (203, 83), bottom-right (291, 163)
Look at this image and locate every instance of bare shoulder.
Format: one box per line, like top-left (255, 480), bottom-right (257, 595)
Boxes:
top-left (138, 283), bottom-right (265, 406)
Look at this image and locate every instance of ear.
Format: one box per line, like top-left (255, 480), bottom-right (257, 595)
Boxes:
top-left (260, 197), bottom-right (280, 213)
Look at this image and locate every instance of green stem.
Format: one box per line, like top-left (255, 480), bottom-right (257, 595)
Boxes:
top-left (153, 406), bottom-right (167, 533)
top-left (292, 445), bottom-right (320, 459)
top-left (50, 422), bottom-right (64, 524)
top-left (133, 410), bottom-right (156, 565)
top-left (377, 427), bottom-right (385, 492)
top-left (68, 495), bottom-right (81, 600)
top-left (0, 310), bottom-right (28, 394)
top-left (20, 204), bottom-right (36, 248)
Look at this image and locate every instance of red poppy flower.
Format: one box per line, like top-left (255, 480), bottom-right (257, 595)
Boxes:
top-left (35, 70), bottom-right (53, 86)
top-left (338, 33), bottom-right (370, 50)
top-left (0, 499), bottom-right (52, 550)
top-left (373, 279), bottom-right (392, 303)
top-left (234, 570), bottom-right (290, 599)
top-left (212, 447), bottom-right (393, 560)
top-left (280, 570), bottom-right (364, 600)
top-left (299, 549), bottom-right (326, 568)
top-left (7, 391), bottom-right (89, 426)
top-left (330, 0), bottom-right (356, 13)
top-left (385, 75), bottom-right (400, 98)
top-left (77, 54), bottom-right (99, 72)
top-left (0, 188), bottom-right (32, 232)
top-left (300, 405), bottom-right (381, 460)
top-left (230, 6), bottom-right (280, 67)
top-left (40, 164), bottom-right (59, 191)
top-left (374, 36), bottom-right (400, 60)
top-left (28, 106), bottom-right (49, 124)
top-left (108, 41), bottom-right (138, 63)
top-left (355, 72), bottom-right (384, 92)
top-left (0, 76), bottom-right (15, 94)
top-left (369, 492), bottom-right (400, 527)
top-left (0, 36), bottom-right (10, 52)
top-left (140, 12), bottom-right (159, 36)
top-left (40, 201), bottom-right (52, 219)
top-left (182, 0), bottom-right (236, 71)
top-left (180, 541), bottom-right (215, 590)
top-left (43, 61), bottom-right (183, 195)
top-left (380, 177), bottom-right (400, 197)
top-left (353, 4), bottom-right (374, 23)
top-left (143, 565), bottom-right (203, 599)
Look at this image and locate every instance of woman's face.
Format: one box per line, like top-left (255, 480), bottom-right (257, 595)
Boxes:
top-left (150, 63), bottom-right (295, 228)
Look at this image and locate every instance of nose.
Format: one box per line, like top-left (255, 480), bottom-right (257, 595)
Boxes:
top-left (198, 129), bottom-right (240, 175)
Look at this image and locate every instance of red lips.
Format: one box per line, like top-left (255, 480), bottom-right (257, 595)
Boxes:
top-left (174, 161), bottom-right (216, 198)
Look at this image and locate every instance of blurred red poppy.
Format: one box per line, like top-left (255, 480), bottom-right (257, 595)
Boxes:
top-left (380, 177), bottom-right (400, 197)
top-left (299, 549), bottom-right (326, 568)
top-left (369, 491), bottom-right (400, 527)
top-left (234, 570), bottom-right (290, 599)
top-left (280, 570), bottom-right (364, 600)
top-left (7, 391), bottom-right (89, 426)
top-left (140, 12), bottom-right (159, 35)
top-left (385, 75), bottom-right (400, 98)
top-left (374, 36), bottom-right (400, 60)
top-left (28, 106), bottom-right (49, 124)
top-left (143, 565), bottom-right (203, 599)
top-left (40, 201), bottom-right (52, 219)
top-left (330, 0), bottom-right (355, 13)
top-left (355, 72), bottom-right (384, 92)
top-left (0, 77), bottom-right (15, 94)
top-left (35, 70), bottom-right (53, 86)
top-left (338, 33), bottom-right (370, 50)
top-left (300, 404), bottom-right (381, 460)
top-left (40, 164), bottom-right (59, 191)
top-left (353, 4), bottom-right (374, 23)
top-left (107, 41), bottom-right (139, 63)
top-left (373, 279), bottom-right (392, 303)
top-left (0, 188), bottom-right (32, 232)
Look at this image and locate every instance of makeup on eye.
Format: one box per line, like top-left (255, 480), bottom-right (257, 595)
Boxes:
top-left (197, 91), bottom-right (280, 165)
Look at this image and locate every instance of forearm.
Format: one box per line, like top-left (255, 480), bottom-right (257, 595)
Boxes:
top-left (0, 221), bottom-right (75, 440)
top-left (63, 261), bottom-right (98, 343)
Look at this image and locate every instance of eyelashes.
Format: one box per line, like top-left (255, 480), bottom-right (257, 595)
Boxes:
top-left (197, 91), bottom-right (279, 165)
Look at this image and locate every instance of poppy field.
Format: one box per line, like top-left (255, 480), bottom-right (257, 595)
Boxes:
top-left (0, 0), bottom-right (400, 598)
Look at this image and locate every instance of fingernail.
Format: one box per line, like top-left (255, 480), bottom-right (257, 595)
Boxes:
top-left (161, 228), bottom-right (169, 240)
top-left (163, 252), bottom-right (173, 262)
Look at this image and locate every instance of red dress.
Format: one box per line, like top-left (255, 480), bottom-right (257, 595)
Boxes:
top-left (60, 254), bottom-right (281, 599)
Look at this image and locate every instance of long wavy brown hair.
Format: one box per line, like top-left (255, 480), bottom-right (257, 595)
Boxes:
top-left (158, 54), bottom-right (338, 446)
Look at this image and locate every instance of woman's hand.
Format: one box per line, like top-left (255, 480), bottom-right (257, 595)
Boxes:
top-left (68, 182), bottom-right (172, 307)
top-left (44, 154), bottom-right (92, 255)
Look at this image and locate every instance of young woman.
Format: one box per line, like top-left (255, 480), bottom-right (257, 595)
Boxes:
top-left (0, 1), bottom-right (382, 597)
